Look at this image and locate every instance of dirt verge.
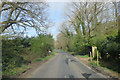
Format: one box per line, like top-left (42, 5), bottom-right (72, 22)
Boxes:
top-left (75, 56), bottom-right (119, 79)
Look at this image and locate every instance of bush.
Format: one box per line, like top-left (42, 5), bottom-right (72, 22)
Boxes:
top-left (30, 34), bottom-right (54, 58)
top-left (74, 36), bottom-right (90, 55)
top-left (2, 34), bottom-right (54, 77)
top-left (2, 38), bottom-right (29, 76)
top-left (92, 33), bottom-right (119, 61)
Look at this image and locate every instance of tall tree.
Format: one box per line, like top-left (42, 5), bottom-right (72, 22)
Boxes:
top-left (117, 1), bottom-right (120, 43)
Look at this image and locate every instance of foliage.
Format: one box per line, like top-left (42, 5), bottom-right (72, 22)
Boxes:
top-left (94, 33), bottom-right (119, 61)
top-left (2, 34), bottom-right (54, 77)
top-left (30, 34), bottom-right (54, 58)
top-left (2, 38), bottom-right (28, 74)
top-left (33, 50), bottom-right (55, 63)
top-left (76, 55), bottom-right (89, 58)
top-left (56, 2), bottom-right (119, 73)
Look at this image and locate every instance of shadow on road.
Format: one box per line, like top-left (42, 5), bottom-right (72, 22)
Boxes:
top-left (65, 58), bottom-right (69, 65)
top-left (82, 73), bottom-right (91, 79)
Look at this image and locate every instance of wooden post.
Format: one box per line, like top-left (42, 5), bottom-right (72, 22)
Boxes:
top-left (90, 51), bottom-right (92, 61)
top-left (92, 46), bottom-right (97, 58)
top-left (92, 46), bottom-right (95, 58)
top-left (97, 51), bottom-right (99, 66)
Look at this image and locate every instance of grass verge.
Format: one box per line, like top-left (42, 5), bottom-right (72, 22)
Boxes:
top-left (33, 51), bottom-right (55, 63)
top-left (90, 61), bottom-right (119, 78)
top-left (76, 55), bottom-right (89, 58)
top-left (75, 54), bottom-right (119, 78)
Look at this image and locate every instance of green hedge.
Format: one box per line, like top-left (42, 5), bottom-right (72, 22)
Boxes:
top-left (2, 34), bottom-right (54, 77)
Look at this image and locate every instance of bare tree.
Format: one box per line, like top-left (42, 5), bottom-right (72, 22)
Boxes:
top-left (71, 2), bottom-right (111, 38)
top-left (0, 1), bottom-right (48, 34)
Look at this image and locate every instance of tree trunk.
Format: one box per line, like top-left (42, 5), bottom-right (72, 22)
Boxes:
top-left (118, 2), bottom-right (120, 43)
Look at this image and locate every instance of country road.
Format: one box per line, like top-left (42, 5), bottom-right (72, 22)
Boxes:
top-left (27, 51), bottom-right (106, 78)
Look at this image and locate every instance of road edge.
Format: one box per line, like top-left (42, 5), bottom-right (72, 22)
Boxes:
top-left (18, 53), bottom-right (58, 78)
top-left (73, 56), bottom-right (113, 78)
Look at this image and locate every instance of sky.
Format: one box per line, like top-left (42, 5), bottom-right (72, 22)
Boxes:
top-left (24, 1), bottom-right (116, 39)
top-left (24, 2), bottom-right (70, 39)
top-left (2, 1), bottom-right (117, 39)
top-left (47, 2), bottom-right (69, 39)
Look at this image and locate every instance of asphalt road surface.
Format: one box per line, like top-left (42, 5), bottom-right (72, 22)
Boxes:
top-left (27, 51), bottom-right (106, 78)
